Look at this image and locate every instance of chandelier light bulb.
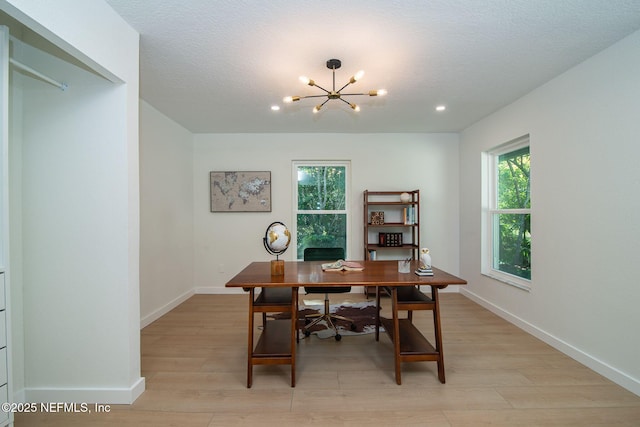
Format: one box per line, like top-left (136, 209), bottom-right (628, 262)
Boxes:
top-left (313, 105), bottom-right (322, 113)
top-left (350, 103), bottom-right (360, 112)
top-left (369, 89), bottom-right (387, 96)
top-left (350, 70), bottom-right (365, 84)
top-left (299, 76), bottom-right (315, 86)
top-left (283, 96), bottom-right (300, 103)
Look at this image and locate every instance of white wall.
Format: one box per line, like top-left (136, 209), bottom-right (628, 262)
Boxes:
top-left (139, 100), bottom-right (194, 327)
top-left (192, 133), bottom-right (461, 293)
top-left (459, 30), bottom-right (640, 395)
top-left (2, 0), bottom-right (142, 404)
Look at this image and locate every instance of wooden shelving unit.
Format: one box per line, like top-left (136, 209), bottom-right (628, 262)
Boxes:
top-left (363, 190), bottom-right (420, 294)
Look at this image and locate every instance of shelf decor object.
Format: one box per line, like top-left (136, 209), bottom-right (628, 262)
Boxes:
top-left (282, 59), bottom-right (387, 113)
top-left (379, 232), bottom-right (403, 247)
top-left (419, 248), bottom-right (432, 270)
top-left (371, 211), bottom-right (385, 225)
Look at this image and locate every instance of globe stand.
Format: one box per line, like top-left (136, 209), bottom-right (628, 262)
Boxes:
top-left (264, 221), bottom-right (290, 277)
top-left (271, 259), bottom-right (285, 276)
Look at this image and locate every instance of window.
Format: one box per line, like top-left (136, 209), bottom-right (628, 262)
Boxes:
top-left (293, 161), bottom-right (350, 260)
top-left (483, 136), bottom-right (531, 289)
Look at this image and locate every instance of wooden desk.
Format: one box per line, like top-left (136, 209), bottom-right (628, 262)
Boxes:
top-left (225, 260), bottom-right (466, 387)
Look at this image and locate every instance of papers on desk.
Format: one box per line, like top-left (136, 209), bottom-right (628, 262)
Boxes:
top-left (321, 260), bottom-right (364, 272)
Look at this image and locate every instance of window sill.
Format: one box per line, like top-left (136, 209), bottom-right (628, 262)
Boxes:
top-left (482, 271), bottom-right (531, 292)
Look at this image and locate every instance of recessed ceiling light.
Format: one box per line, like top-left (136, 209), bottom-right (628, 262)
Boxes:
top-left (271, 105), bottom-right (280, 111)
top-left (435, 105), bottom-right (446, 112)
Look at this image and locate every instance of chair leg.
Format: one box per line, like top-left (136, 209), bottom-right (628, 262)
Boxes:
top-left (305, 313), bottom-right (328, 329)
top-left (322, 295), bottom-right (330, 324)
top-left (329, 313), bottom-right (353, 323)
top-left (303, 293), bottom-right (354, 339)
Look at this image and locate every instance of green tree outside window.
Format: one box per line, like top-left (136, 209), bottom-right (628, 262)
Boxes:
top-left (494, 147), bottom-right (531, 279)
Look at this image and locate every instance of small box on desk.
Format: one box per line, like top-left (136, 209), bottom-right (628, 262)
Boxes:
top-left (378, 232), bottom-right (403, 247)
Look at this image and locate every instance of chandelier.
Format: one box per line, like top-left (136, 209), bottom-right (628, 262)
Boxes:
top-left (283, 59), bottom-right (387, 113)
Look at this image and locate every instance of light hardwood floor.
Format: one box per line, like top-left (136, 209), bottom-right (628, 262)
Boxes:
top-left (16, 292), bottom-right (640, 426)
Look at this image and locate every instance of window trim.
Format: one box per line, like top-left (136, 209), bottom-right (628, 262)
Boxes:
top-left (482, 136), bottom-right (531, 291)
top-left (292, 160), bottom-right (351, 260)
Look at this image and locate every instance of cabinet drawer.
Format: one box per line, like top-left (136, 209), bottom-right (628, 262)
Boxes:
top-left (0, 348), bottom-right (6, 386)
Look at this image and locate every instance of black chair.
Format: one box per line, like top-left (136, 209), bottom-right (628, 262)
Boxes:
top-left (303, 247), bottom-right (354, 341)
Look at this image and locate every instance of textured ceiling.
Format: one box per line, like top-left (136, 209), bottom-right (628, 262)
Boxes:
top-left (105, 0), bottom-right (640, 133)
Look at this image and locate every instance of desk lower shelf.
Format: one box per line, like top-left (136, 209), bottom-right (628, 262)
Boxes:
top-left (253, 319), bottom-right (293, 361)
top-left (379, 317), bottom-right (439, 360)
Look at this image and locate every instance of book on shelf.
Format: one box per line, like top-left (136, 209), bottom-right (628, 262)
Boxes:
top-left (321, 260), bottom-right (365, 272)
top-left (379, 232), bottom-right (403, 247)
top-left (403, 206), bottom-right (417, 225)
top-left (414, 268), bottom-right (433, 276)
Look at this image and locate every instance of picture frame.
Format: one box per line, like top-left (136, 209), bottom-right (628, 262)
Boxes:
top-left (210, 171), bottom-right (271, 212)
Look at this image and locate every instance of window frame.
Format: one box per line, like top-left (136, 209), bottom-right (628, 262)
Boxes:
top-left (292, 160), bottom-right (351, 261)
top-left (482, 135), bottom-right (531, 291)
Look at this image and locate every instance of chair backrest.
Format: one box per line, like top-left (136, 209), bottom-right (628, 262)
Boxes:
top-left (303, 247), bottom-right (350, 293)
top-left (303, 247), bottom-right (345, 261)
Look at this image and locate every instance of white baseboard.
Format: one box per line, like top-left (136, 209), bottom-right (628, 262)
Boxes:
top-left (22, 377), bottom-right (145, 405)
top-left (460, 288), bottom-right (640, 397)
top-left (140, 289), bottom-right (195, 328)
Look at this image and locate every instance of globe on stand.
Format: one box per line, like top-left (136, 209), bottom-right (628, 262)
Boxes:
top-left (263, 221), bottom-right (291, 276)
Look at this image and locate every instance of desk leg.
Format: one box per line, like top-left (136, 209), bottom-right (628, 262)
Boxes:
top-left (247, 288), bottom-right (255, 388)
top-left (391, 287), bottom-right (402, 385)
top-left (290, 287), bottom-right (298, 387)
top-left (432, 287), bottom-right (445, 383)
top-left (375, 286), bottom-right (381, 341)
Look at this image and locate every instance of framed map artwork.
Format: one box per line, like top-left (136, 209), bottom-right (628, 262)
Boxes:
top-left (210, 171), bottom-right (271, 212)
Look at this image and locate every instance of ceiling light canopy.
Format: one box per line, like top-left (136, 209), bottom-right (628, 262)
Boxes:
top-left (283, 59), bottom-right (386, 114)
